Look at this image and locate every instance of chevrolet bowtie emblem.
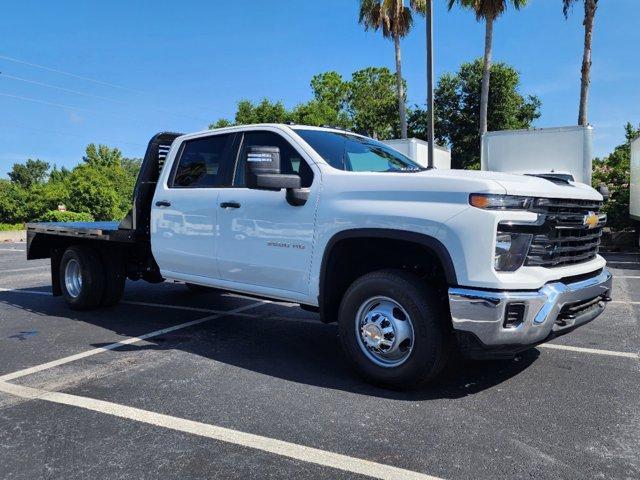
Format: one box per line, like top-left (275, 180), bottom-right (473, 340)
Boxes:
top-left (583, 211), bottom-right (599, 229)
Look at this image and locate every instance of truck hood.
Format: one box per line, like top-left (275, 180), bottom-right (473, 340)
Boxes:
top-left (425, 169), bottom-right (602, 201)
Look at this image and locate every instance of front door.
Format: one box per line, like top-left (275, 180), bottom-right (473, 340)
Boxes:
top-left (151, 133), bottom-right (236, 279)
top-left (216, 130), bottom-right (319, 295)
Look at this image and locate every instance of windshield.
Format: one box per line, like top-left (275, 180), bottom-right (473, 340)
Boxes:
top-left (294, 129), bottom-right (423, 172)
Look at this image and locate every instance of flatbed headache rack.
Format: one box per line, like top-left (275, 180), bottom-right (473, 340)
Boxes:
top-left (26, 132), bottom-right (183, 260)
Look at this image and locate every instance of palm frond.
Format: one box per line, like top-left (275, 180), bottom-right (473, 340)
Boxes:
top-left (447, 0), bottom-right (527, 21)
top-left (562, 0), bottom-right (577, 18)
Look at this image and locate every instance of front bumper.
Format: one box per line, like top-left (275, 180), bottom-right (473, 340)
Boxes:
top-left (448, 268), bottom-right (613, 359)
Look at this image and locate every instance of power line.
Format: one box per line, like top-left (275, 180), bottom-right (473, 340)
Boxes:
top-left (0, 121), bottom-right (147, 149)
top-left (0, 71), bottom-right (211, 124)
top-left (0, 121), bottom-right (146, 149)
top-left (0, 92), bottom-right (96, 113)
top-left (0, 73), bottom-right (128, 104)
top-left (0, 54), bottom-right (145, 94)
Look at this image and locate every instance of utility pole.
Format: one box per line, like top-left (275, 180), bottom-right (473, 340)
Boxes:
top-left (426, 0), bottom-right (435, 169)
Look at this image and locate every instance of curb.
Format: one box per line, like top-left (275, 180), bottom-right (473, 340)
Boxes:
top-left (0, 230), bottom-right (26, 243)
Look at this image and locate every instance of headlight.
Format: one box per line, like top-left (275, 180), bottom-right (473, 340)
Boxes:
top-left (469, 194), bottom-right (534, 210)
top-left (494, 232), bottom-right (533, 272)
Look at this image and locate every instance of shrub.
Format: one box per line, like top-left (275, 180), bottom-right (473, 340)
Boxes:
top-left (0, 223), bottom-right (24, 231)
top-left (35, 210), bottom-right (95, 223)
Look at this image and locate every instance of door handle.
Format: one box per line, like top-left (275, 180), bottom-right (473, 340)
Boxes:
top-left (155, 200), bottom-right (171, 207)
top-left (220, 201), bottom-right (241, 209)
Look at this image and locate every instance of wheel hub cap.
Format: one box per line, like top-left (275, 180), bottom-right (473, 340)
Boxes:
top-left (355, 296), bottom-right (415, 368)
top-left (64, 258), bottom-right (82, 298)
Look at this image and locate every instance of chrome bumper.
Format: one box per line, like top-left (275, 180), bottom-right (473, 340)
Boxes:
top-left (448, 268), bottom-right (613, 349)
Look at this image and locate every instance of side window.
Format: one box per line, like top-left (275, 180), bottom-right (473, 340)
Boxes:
top-left (170, 134), bottom-right (233, 188)
top-left (233, 131), bottom-right (314, 188)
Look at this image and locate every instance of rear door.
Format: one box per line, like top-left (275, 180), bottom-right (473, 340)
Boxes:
top-left (151, 133), bottom-right (236, 279)
top-left (216, 130), bottom-right (319, 295)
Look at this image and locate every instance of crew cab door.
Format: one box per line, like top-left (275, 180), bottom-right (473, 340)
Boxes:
top-left (216, 130), bottom-right (319, 295)
top-left (151, 133), bottom-right (236, 279)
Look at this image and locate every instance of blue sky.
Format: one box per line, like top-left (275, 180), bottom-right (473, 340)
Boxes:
top-left (1, 0), bottom-right (638, 176)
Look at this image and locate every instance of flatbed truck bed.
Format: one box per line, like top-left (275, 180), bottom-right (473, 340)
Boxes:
top-left (26, 221), bottom-right (135, 243)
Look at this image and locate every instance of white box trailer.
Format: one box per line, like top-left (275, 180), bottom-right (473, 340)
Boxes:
top-left (383, 138), bottom-right (451, 169)
top-left (630, 135), bottom-right (640, 222)
top-left (481, 126), bottom-right (594, 185)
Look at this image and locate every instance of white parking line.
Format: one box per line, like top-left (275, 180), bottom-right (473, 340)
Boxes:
top-left (0, 380), bottom-right (442, 480)
top-left (2, 266), bottom-right (49, 274)
top-left (122, 300), bottom-right (320, 325)
top-left (606, 261), bottom-right (639, 265)
top-left (0, 301), bottom-right (266, 382)
top-left (0, 248), bottom-right (25, 252)
top-left (0, 287), bottom-right (636, 360)
top-left (540, 343), bottom-right (639, 359)
top-left (612, 276), bottom-right (640, 279)
top-left (0, 287), bottom-right (50, 295)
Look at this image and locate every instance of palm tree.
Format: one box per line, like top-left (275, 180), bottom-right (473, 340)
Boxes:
top-left (563, 0), bottom-right (598, 126)
top-left (359, 0), bottom-right (427, 139)
top-left (447, 0), bottom-right (527, 137)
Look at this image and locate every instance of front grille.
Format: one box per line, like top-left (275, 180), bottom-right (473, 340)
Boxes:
top-left (525, 199), bottom-right (604, 268)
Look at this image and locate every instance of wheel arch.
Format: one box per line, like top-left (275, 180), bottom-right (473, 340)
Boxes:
top-left (318, 228), bottom-right (457, 323)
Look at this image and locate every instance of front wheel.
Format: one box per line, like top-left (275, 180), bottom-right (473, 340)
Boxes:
top-left (338, 269), bottom-right (451, 389)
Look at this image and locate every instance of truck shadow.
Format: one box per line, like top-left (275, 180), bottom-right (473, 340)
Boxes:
top-left (1, 286), bottom-right (539, 401)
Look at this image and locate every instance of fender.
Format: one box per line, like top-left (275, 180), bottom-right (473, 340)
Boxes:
top-left (318, 228), bottom-right (458, 319)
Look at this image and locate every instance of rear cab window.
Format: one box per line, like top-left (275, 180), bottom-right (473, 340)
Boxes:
top-left (170, 134), bottom-right (235, 188)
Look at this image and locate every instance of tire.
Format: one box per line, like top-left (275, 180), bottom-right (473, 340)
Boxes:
top-left (99, 249), bottom-right (126, 307)
top-left (185, 283), bottom-right (219, 293)
top-left (338, 269), bottom-right (452, 389)
top-left (59, 246), bottom-right (105, 310)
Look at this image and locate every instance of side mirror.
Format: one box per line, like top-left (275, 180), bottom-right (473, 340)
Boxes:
top-left (245, 145), bottom-right (301, 190)
top-left (597, 182), bottom-right (610, 202)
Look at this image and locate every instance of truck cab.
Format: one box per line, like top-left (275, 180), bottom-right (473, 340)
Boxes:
top-left (26, 124), bottom-right (613, 388)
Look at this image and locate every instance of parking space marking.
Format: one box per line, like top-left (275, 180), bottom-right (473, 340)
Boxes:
top-left (122, 300), bottom-right (319, 325)
top-left (2, 266), bottom-right (49, 274)
top-left (0, 248), bottom-right (26, 252)
top-left (0, 380), bottom-right (442, 480)
top-left (0, 287), bottom-right (50, 295)
top-left (0, 287), bottom-right (637, 362)
top-left (611, 276), bottom-right (640, 279)
top-left (606, 261), bottom-right (640, 265)
top-left (0, 301), bottom-right (266, 382)
top-left (539, 343), bottom-right (639, 359)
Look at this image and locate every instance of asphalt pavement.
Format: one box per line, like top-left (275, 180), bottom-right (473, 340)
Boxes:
top-left (0, 243), bottom-right (638, 480)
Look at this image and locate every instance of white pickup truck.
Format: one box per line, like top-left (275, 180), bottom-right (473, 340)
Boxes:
top-left (26, 124), bottom-right (613, 388)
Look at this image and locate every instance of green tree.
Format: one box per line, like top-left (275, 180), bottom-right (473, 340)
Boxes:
top-left (83, 144), bottom-right (123, 167)
top-left (447, 0), bottom-right (527, 137)
top-left (592, 122), bottom-right (639, 230)
top-left (210, 118), bottom-right (233, 129)
top-left (121, 157), bottom-right (143, 179)
top-left (65, 164), bottom-right (124, 221)
top-left (208, 67), bottom-right (403, 137)
top-left (563, 0), bottom-right (598, 126)
top-left (210, 99), bottom-right (291, 128)
top-left (409, 59), bottom-right (541, 169)
top-left (349, 66), bottom-right (400, 139)
top-left (0, 180), bottom-right (28, 224)
top-left (8, 159), bottom-right (50, 188)
top-left (49, 165), bottom-right (71, 183)
top-left (358, 0), bottom-right (426, 139)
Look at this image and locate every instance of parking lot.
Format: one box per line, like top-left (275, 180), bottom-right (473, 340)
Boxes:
top-left (0, 243), bottom-right (638, 480)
